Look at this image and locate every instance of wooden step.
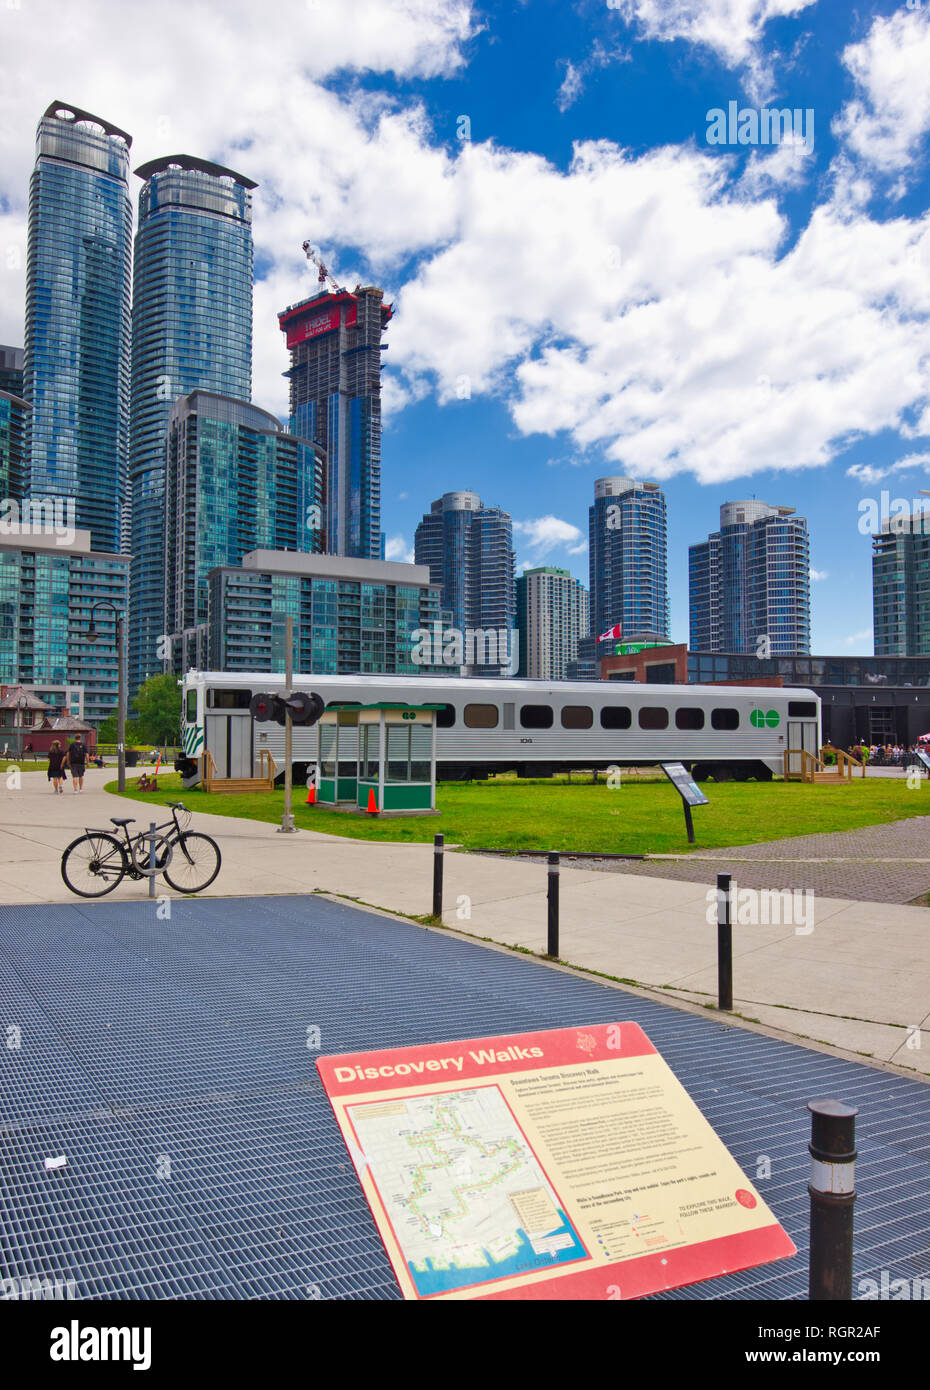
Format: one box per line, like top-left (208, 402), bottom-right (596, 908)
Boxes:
top-left (811, 771), bottom-right (847, 783)
top-left (204, 777), bottom-right (274, 794)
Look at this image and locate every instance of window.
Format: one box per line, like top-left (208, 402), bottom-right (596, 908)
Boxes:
top-left (600, 705), bottom-right (632, 729)
top-left (639, 706), bottom-right (669, 729)
top-left (435, 703), bottom-right (456, 728)
top-left (788, 700), bottom-right (817, 718)
top-left (521, 704), bottom-right (553, 729)
top-left (675, 707), bottom-right (705, 730)
top-left (186, 690), bottom-right (197, 722)
top-left (361, 724), bottom-right (380, 780)
top-left (711, 708), bottom-right (739, 730)
top-left (208, 687), bottom-right (252, 710)
top-left (645, 662), bottom-right (677, 683)
top-left (465, 703), bottom-right (499, 728)
top-left (561, 705), bottom-right (593, 729)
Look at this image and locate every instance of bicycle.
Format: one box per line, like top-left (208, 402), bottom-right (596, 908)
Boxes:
top-left (60, 802), bottom-right (222, 898)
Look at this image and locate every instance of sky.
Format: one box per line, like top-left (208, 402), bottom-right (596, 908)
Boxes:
top-left (1, 0), bottom-right (929, 653)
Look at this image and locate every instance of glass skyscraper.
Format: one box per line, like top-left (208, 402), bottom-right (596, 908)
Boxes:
top-left (872, 510), bottom-right (930, 656)
top-left (164, 391), bottom-right (324, 671)
top-left (278, 286), bottom-right (390, 560)
top-left (24, 104), bottom-right (133, 554)
top-left (129, 154), bottom-right (255, 696)
top-left (588, 477), bottom-right (669, 644)
top-left (414, 491), bottom-right (516, 676)
top-left (689, 500), bottom-right (810, 655)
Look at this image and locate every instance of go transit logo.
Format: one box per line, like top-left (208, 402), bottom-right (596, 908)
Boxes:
top-left (750, 709), bottom-right (780, 729)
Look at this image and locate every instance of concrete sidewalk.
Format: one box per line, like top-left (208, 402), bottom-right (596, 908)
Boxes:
top-left (1, 767), bottom-right (927, 1077)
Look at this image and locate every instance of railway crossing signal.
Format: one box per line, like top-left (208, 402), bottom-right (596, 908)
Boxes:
top-left (249, 691), bottom-right (325, 727)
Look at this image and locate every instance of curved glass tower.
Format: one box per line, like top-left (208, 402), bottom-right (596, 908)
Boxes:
top-left (129, 155), bottom-right (255, 695)
top-left (24, 103), bottom-right (133, 553)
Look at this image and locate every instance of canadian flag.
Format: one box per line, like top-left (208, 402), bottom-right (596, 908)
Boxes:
top-left (598, 623), bottom-right (623, 642)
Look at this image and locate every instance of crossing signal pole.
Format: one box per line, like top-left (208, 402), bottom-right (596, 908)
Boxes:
top-left (247, 625), bottom-right (325, 835)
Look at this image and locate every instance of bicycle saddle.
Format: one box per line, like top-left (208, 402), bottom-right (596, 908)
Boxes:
top-left (110, 817), bottom-right (135, 827)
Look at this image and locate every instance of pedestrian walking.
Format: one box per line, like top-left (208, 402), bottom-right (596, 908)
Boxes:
top-left (66, 734), bottom-right (87, 793)
top-left (47, 740), bottom-right (67, 794)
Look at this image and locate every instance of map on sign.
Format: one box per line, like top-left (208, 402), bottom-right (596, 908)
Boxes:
top-left (346, 1085), bottom-right (586, 1297)
top-left (915, 749), bottom-right (930, 774)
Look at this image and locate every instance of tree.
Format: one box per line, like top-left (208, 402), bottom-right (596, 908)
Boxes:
top-left (132, 674), bottom-right (182, 748)
top-left (96, 714), bottom-right (143, 745)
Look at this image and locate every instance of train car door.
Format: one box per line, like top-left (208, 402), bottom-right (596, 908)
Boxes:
top-left (205, 714), bottom-right (253, 778)
top-left (786, 719), bottom-right (817, 775)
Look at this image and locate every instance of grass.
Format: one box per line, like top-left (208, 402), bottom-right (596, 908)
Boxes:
top-left (103, 770), bottom-right (930, 856)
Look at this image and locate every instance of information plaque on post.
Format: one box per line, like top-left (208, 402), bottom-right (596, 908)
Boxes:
top-left (317, 1022), bottom-right (795, 1300)
top-left (661, 761), bottom-right (709, 843)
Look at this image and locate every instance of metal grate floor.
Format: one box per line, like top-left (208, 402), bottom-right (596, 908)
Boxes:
top-left (1, 895), bottom-right (928, 1300)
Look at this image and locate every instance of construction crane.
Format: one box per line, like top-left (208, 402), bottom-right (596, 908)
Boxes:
top-left (302, 241), bottom-right (343, 294)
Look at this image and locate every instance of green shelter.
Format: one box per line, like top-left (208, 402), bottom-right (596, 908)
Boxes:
top-left (315, 703), bottom-right (441, 815)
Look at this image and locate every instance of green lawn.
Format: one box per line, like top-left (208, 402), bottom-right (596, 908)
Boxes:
top-left (104, 771), bottom-right (930, 856)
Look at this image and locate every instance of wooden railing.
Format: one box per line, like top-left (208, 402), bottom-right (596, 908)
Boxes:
top-left (258, 749), bottom-right (277, 786)
top-left (784, 747), bottom-right (865, 782)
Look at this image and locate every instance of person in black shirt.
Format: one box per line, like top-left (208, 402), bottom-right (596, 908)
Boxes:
top-left (66, 735), bottom-right (87, 793)
top-left (47, 741), bottom-right (66, 794)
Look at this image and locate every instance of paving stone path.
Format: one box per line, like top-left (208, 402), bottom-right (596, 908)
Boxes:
top-left (567, 816), bottom-right (930, 904)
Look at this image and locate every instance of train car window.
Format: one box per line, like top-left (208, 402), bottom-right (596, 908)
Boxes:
top-left (208, 688), bottom-right (252, 710)
top-left (675, 708), bottom-right (705, 730)
top-left (711, 708), bottom-right (739, 730)
top-left (465, 704), bottom-right (499, 729)
top-left (639, 707), bottom-right (669, 730)
top-left (521, 705), bottom-right (554, 729)
top-left (503, 703), bottom-right (515, 731)
top-left (435, 704), bottom-right (456, 728)
top-left (788, 700), bottom-right (817, 718)
top-left (561, 705), bottom-right (593, 729)
top-left (186, 690), bottom-right (197, 722)
top-left (600, 706), bottom-right (632, 729)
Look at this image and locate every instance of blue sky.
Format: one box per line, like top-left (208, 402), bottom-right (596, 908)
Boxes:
top-left (2, 0), bottom-right (930, 651)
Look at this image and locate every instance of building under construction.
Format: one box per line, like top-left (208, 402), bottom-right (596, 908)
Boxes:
top-left (278, 281), bottom-right (391, 560)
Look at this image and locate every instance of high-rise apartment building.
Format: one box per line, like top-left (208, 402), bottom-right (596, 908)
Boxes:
top-left (689, 500), bottom-right (810, 655)
top-left (164, 391), bottom-right (324, 671)
top-left (516, 567), bottom-right (589, 679)
top-left (872, 510), bottom-right (930, 656)
top-left (129, 154), bottom-right (256, 695)
top-left (24, 104), bottom-right (133, 553)
top-left (278, 285), bottom-right (390, 560)
top-left (0, 390), bottom-right (29, 505)
top-left (207, 551), bottom-right (446, 675)
top-left (414, 491), bottom-right (516, 676)
top-left (0, 526), bottom-right (129, 723)
top-left (0, 346), bottom-right (24, 397)
top-left (588, 477), bottom-right (669, 645)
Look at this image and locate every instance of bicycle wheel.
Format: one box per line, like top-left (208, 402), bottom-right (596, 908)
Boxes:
top-left (61, 832), bottom-right (128, 898)
top-left (162, 832), bottom-right (221, 894)
top-left (130, 833), bottom-right (173, 877)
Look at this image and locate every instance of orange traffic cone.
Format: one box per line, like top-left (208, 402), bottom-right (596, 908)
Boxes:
top-left (366, 788), bottom-right (378, 814)
top-left (306, 783), bottom-right (316, 805)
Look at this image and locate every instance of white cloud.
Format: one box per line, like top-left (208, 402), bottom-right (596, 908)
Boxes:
top-left (385, 534), bottom-right (415, 563)
top-left (556, 44), bottom-right (629, 113)
top-left (846, 454), bottom-right (930, 487)
top-left (609, 0), bottom-right (816, 99)
top-left (834, 8), bottom-right (930, 179)
top-left (513, 515), bottom-right (587, 559)
top-left (389, 136), bottom-right (930, 486)
top-left (738, 130), bottom-right (814, 195)
top-left (844, 627), bottom-right (872, 648)
top-left (809, 567), bottom-right (827, 582)
top-left (0, 0), bottom-right (475, 413)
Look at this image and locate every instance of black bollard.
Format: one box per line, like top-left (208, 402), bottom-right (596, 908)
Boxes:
top-left (432, 833), bottom-right (444, 920)
top-left (717, 872), bottom-right (733, 1011)
top-left (808, 1100), bottom-right (858, 1301)
top-left (547, 852), bottom-right (560, 957)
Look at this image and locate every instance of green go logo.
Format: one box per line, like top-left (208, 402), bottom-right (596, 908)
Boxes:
top-left (750, 709), bottom-right (780, 728)
top-left (401, 711), bottom-right (416, 720)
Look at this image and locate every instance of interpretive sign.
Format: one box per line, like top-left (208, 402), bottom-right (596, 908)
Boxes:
top-left (915, 749), bottom-right (930, 775)
top-left (316, 1022), bottom-right (795, 1300)
top-left (661, 761), bottom-right (709, 806)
